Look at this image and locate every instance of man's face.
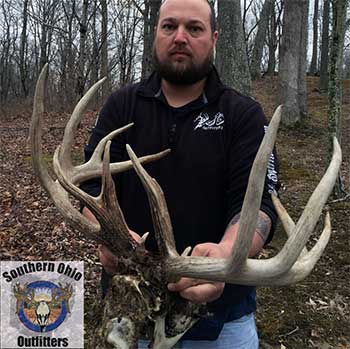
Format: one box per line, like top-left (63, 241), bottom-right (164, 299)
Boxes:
top-left (153, 0), bottom-right (218, 85)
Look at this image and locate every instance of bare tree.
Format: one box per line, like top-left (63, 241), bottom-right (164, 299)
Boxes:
top-left (117, 4), bottom-right (139, 85)
top-left (0, 0), bottom-right (16, 104)
top-left (266, 0), bottom-right (283, 76)
top-left (75, 0), bottom-right (89, 98)
top-left (319, 0), bottom-right (331, 91)
top-left (90, 0), bottom-right (99, 99)
top-left (328, 0), bottom-right (348, 144)
top-left (278, 0), bottom-right (309, 126)
top-left (309, 0), bottom-right (319, 75)
top-left (216, 0), bottom-right (252, 94)
top-left (328, 0), bottom-right (348, 196)
top-left (141, 0), bottom-right (161, 80)
top-left (298, 1), bottom-right (309, 117)
top-left (59, 1), bottom-right (78, 107)
top-left (107, 0), bottom-right (142, 86)
top-left (242, 0), bottom-right (257, 60)
top-left (100, 0), bottom-right (109, 99)
top-left (250, 0), bottom-right (275, 79)
top-left (19, 0), bottom-right (29, 97)
top-left (344, 49), bottom-right (350, 78)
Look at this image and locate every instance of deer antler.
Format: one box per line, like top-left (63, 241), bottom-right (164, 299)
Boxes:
top-left (30, 64), bottom-right (172, 256)
top-left (31, 64), bottom-right (343, 349)
top-left (128, 106), bottom-right (342, 286)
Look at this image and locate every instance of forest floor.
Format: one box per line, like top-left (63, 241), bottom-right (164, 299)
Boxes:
top-left (0, 76), bottom-right (349, 349)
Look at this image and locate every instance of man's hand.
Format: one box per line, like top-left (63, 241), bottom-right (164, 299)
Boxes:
top-left (167, 243), bottom-right (231, 304)
top-left (98, 230), bottom-right (142, 275)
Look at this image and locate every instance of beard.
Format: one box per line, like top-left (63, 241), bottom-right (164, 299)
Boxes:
top-left (153, 46), bottom-right (214, 86)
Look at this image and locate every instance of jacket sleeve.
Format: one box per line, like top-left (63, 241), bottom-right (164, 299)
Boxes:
top-left (79, 92), bottom-right (128, 197)
top-left (226, 102), bottom-right (279, 244)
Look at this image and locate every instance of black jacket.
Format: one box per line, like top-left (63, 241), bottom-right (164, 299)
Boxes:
top-left (81, 67), bottom-right (279, 340)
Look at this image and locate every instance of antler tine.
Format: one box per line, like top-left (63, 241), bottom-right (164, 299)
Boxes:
top-left (57, 78), bottom-right (170, 185)
top-left (271, 194), bottom-right (333, 279)
top-left (165, 119), bottom-right (341, 286)
top-left (272, 194), bottom-right (308, 258)
top-left (126, 144), bottom-right (179, 258)
top-left (274, 212), bottom-right (331, 285)
top-left (53, 140), bottom-right (139, 255)
top-left (99, 140), bottom-right (139, 251)
top-left (260, 137), bottom-right (341, 272)
top-left (30, 63), bottom-right (102, 242)
top-left (58, 76), bottom-right (107, 172)
top-left (226, 105), bottom-right (282, 274)
top-left (72, 139), bottom-right (170, 184)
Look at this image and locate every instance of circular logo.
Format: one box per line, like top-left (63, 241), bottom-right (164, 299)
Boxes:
top-left (13, 280), bottom-right (72, 333)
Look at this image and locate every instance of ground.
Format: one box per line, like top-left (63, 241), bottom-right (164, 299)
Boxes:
top-left (0, 76), bottom-right (349, 348)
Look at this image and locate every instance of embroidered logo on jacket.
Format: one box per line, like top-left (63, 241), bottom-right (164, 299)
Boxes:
top-left (194, 112), bottom-right (224, 131)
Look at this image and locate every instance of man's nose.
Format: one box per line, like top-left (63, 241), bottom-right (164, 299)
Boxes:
top-left (174, 26), bottom-right (187, 44)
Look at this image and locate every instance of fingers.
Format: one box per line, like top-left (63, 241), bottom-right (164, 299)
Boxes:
top-left (129, 229), bottom-right (142, 243)
top-left (180, 282), bottom-right (224, 304)
top-left (168, 277), bottom-right (198, 292)
top-left (97, 230), bottom-right (144, 275)
top-left (191, 243), bottom-right (211, 257)
top-left (98, 245), bottom-right (118, 275)
top-left (168, 278), bottom-right (224, 304)
top-left (167, 243), bottom-right (227, 303)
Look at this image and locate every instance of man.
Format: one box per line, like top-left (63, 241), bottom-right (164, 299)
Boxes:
top-left (81, 0), bottom-right (278, 347)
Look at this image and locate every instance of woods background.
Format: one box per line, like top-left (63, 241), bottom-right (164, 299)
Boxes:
top-left (0, 0), bottom-right (349, 348)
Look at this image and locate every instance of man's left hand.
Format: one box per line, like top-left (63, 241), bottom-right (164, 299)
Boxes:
top-left (167, 243), bottom-right (231, 304)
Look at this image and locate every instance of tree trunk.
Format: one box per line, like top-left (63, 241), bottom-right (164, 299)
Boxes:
top-left (39, 23), bottom-right (48, 70)
top-left (278, 0), bottom-right (309, 126)
top-left (328, 0), bottom-right (347, 142)
top-left (91, 0), bottom-right (99, 106)
top-left (328, 0), bottom-right (347, 195)
top-left (19, 0), bottom-right (29, 97)
top-left (100, 0), bottom-right (109, 99)
top-left (344, 52), bottom-right (350, 79)
top-left (216, 0), bottom-right (252, 95)
top-left (267, 9), bottom-right (277, 76)
top-left (250, 0), bottom-right (275, 79)
top-left (267, 1), bottom-right (283, 76)
top-left (319, 0), bottom-right (331, 91)
top-left (76, 0), bottom-right (89, 98)
top-left (0, 6), bottom-right (12, 105)
top-left (141, 0), bottom-right (161, 80)
top-left (298, 1), bottom-right (309, 117)
top-left (309, 0), bottom-right (319, 75)
top-left (61, 1), bottom-right (76, 108)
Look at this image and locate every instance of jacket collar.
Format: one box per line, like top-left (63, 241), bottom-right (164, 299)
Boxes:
top-left (137, 66), bottom-right (228, 104)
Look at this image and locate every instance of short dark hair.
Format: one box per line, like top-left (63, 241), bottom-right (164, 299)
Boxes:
top-left (156, 0), bottom-right (217, 33)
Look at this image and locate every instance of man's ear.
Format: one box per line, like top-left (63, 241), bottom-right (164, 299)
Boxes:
top-left (212, 30), bottom-right (218, 46)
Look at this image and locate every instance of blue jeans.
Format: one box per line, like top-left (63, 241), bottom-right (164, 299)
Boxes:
top-left (138, 313), bottom-right (259, 349)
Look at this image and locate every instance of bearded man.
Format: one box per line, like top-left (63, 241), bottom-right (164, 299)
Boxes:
top-left (81, 0), bottom-right (278, 347)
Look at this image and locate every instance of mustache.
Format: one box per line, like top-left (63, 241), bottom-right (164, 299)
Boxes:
top-left (168, 48), bottom-right (192, 56)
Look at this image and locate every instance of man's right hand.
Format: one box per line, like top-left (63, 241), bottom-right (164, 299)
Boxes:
top-left (98, 230), bottom-right (142, 274)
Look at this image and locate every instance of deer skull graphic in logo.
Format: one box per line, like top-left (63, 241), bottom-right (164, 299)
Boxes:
top-left (13, 281), bottom-right (73, 333)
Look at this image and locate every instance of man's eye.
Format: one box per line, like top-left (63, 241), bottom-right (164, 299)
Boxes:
top-left (189, 26), bottom-right (202, 34)
top-left (162, 24), bottom-right (175, 31)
